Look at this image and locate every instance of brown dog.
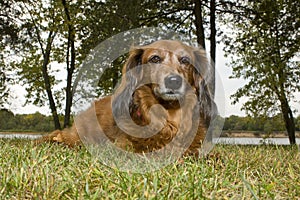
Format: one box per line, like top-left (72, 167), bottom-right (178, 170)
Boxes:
top-left (37, 40), bottom-right (217, 156)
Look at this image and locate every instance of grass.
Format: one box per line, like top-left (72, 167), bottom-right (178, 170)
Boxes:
top-left (0, 139), bottom-right (299, 199)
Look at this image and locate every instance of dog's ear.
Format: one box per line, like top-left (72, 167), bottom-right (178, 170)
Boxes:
top-left (112, 47), bottom-right (144, 118)
top-left (193, 48), bottom-right (217, 125)
top-left (123, 47), bottom-right (144, 74)
top-left (192, 48), bottom-right (210, 90)
top-left (119, 47), bottom-right (145, 88)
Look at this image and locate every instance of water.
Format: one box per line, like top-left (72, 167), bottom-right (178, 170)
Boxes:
top-left (213, 137), bottom-right (300, 145)
top-left (0, 133), bottom-right (43, 140)
top-left (0, 133), bottom-right (299, 145)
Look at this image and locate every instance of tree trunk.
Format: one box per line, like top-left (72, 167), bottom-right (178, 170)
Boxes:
top-left (62, 0), bottom-right (75, 128)
top-left (194, 0), bottom-right (205, 49)
top-left (272, 19), bottom-right (296, 144)
top-left (209, 0), bottom-right (216, 98)
top-left (0, 69), bottom-right (9, 107)
top-left (63, 41), bottom-right (75, 128)
top-left (209, 0), bottom-right (216, 63)
top-left (280, 97), bottom-right (296, 144)
top-left (42, 31), bottom-right (61, 130)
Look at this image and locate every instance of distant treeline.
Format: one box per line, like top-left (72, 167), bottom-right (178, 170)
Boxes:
top-left (0, 109), bottom-right (57, 132)
top-left (0, 109), bottom-right (299, 133)
top-left (223, 115), bottom-right (300, 133)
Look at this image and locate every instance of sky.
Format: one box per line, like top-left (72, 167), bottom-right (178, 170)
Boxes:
top-left (7, 42), bottom-right (299, 117)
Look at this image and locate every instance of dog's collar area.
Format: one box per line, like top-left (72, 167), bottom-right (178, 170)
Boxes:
top-left (158, 99), bottom-right (181, 109)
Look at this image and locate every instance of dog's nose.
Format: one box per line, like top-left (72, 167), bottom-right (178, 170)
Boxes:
top-left (164, 75), bottom-right (182, 90)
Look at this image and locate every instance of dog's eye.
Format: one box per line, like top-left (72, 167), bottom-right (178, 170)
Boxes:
top-left (180, 56), bottom-right (191, 65)
top-left (149, 55), bottom-right (161, 63)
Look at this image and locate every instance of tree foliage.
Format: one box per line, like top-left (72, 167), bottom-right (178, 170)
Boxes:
top-left (14, 1), bottom-right (66, 129)
top-left (0, 0), bottom-right (21, 108)
top-left (0, 0), bottom-right (19, 44)
top-left (223, 0), bottom-right (300, 144)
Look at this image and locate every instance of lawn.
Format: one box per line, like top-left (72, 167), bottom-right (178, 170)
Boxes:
top-left (0, 139), bottom-right (299, 199)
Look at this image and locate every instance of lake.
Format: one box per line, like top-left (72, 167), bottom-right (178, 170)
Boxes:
top-left (0, 133), bottom-right (299, 145)
top-left (0, 133), bottom-right (43, 140)
top-left (213, 137), bottom-right (300, 145)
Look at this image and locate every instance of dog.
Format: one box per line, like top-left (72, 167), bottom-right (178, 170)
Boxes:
top-left (37, 40), bottom-right (217, 156)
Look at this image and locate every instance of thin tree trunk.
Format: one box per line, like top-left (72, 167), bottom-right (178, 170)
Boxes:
top-left (273, 19), bottom-right (296, 145)
top-left (210, 0), bottom-right (216, 98)
top-left (194, 0), bottom-right (206, 49)
top-left (42, 31), bottom-right (61, 130)
top-left (62, 0), bottom-right (75, 128)
top-left (280, 97), bottom-right (296, 144)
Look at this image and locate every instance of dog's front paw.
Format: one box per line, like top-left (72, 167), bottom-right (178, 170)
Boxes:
top-left (148, 104), bottom-right (168, 132)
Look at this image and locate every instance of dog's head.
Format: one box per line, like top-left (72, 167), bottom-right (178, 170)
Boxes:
top-left (126, 41), bottom-right (212, 97)
top-left (115, 40), bottom-right (216, 122)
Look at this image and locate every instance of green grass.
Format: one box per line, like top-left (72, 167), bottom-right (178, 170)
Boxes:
top-left (0, 139), bottom-right (299, 199)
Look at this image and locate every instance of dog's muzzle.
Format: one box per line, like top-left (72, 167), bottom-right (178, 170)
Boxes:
top-left (164, 74), bottom-right (182, 90)
top-left (154, 74), bottom-right (186, 101)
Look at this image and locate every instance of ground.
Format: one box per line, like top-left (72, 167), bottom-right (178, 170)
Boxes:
top-left (0, 139), bottom-right (299, 199)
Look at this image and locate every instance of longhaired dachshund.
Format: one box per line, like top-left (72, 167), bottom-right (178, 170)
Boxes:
top-left (37, 40), bottom-right (217, 156)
